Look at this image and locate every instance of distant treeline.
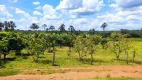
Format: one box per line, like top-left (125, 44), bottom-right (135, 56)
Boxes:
top-left (14, 29), bottom-right (142, 38)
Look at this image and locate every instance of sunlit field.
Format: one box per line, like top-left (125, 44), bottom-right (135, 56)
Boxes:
top-left (0, 38), bottom-right (141, 76)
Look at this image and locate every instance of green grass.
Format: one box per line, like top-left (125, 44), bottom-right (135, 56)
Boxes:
top-left (0, 69), bottom-right (19, 76)
top-left (0, 38), bottom-right (142, 76)
top-left (84, 77), bottom-right (142, 80)
top-left (128, 38), bottom-right (142, 42)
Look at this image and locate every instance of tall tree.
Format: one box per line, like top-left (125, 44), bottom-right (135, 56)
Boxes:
top-left (49, 25), bottom-right (55, 32)
top-left (0, 22), bottom-right (4, 31)
top-left (30, 23), bottom-right (39, 30)
top-left (59, 24), bottom-right (66, 32)
top-left (9, 21), bottom-right (16, 30)
top-left (4, 21), bottom-right (10, 31)
top-left (89, 29), bottom-right (95, 34)
top-left (108, 33), bottom-right (127, 60)
top-left (42, 24), bottom-right (47, 31)
top-left (101, 22), bottom-right (108, 32)
top-left (68, 25), bottom-right (75, 33)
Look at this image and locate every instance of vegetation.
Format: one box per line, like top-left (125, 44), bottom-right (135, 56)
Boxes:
top-left (0, 22), bottom-right (142, 77)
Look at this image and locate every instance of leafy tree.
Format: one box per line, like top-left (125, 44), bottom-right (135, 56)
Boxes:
top-left (0, 32), bottom-right (15, 63)
top-left (42, 24), bottom-right (47, 31)
top-left (9, 21), bottom-right (16, 30)
top-left (30, 23), bottom-right (39, 30)
top-left (68, 25), bottom-right (75, 34)
top-left (73, 35), bottom-right (88, 60)
top-left (21, 33), bottom-right (45, 62)
top-left (3, 21), bottom-right (16, 31)
top-left (49, 25), bottom-right (55, 32)
top-left (0, 22), bottom-right (4, 31)
top-left (108, 33), bottom-right (127, 60)
top-left (59, 24), bottom-right (66, 32)
top-left (0, 38), bottom-right (8, 63)
top-left (74, 35), bottom-right (101, 64)
top-left (89, 29), bottom-right (95, 34)
top-left (87, 35), bottom-right (101, 64)
top-left (101, 38), bottom-right (108, 49)
top-left (4, 21), bottom-right (10, 31)
top-left (101, 22), bottom-right (108, 32)
top-left (8, 33), bottom-right (26, 55)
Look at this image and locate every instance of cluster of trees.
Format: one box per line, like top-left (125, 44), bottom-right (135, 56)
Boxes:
top-left (0, 21), bottom-right (140, 66)
top-left (0, 31), bottom-right (137, 66)
top-left (30, 23), bottom-right (76, 33)
top-left (121, 29), bottom-right (142, 38)
top-left (0, 21), bottom-right (16, 31)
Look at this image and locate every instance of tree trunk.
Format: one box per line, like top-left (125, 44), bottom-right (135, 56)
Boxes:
top-left (52, 51), bottom-right (55, 66)
top-left (67, 46), bottom-right (71, 56)
top-left (116, 54), bottom-right (120, 61)
top-left (77, 50), bottom-right (81, 60)
top-left (3, 52), bottom-right (6, 63)
top-left (0, 52), bottom-right (1, 66)
top-left (91, 53), bottom-right (94, 65)
top-left (125, 49), bottom-right (128, 64)
top-left (133, 50), bottom-right (136, 62)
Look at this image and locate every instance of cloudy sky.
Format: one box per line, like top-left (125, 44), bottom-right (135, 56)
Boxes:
top-left (0, 0), bottom-right (142, 31)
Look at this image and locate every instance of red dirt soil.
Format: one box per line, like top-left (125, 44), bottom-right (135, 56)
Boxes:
top-left (0, 65), bottom-right (142, 80)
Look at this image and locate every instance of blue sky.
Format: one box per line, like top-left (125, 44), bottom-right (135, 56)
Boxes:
top-left (0, 0), bottom-right (142, 31)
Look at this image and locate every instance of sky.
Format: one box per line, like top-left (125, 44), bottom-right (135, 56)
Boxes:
top-left (0, 0), bottom-right (142, 31)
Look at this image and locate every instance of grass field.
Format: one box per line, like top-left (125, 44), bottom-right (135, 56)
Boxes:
top-left (0, 38), bottom-right (142, 77)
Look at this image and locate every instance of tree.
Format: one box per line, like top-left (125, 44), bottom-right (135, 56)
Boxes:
top-left (4, 21), bottom-right (10, 31)
top-left (74, 35), bottom-right (88, 60)
top-left (89, 29), bottom-right (95, 34)
top-left (59, 24), bottom-right (66, 32)
top-left (8, 33), bottom-right (26, 55)
top-left (49, 25), bottom-right (55, 32)
top-left (101, 22), bottom-right (108, 32)
top-left (42, 24), bottom-right (47, 31)
top-left (123, 38), bottom-right (131, 64)
top-left (21, 33), bottom-right (45, 62)
top-left (9, 21), bottom-right (16, 30)
top-left (68, 25), bottom-right (75, 34)
top-left (0, 22), bottom-right (4, 31)
top-left (43, 33), bottom-right (57, 66)
top-left (30, 23), bottom-right (39, 30)
top-left (87, 35), bottom-right (101, 64)
top-left (0, 39), bottom-right (8, 63)
top-left (108, 33), bottom-right (127, 60)
top-left (101, 38), bottom-right (108, 49)
top-left (73, 35), bottom-right (101, 64)
top-left (0, 32), bottom-right (16, 63)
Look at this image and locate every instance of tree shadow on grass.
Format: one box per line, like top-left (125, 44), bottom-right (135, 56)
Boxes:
top-left (75, 58), bottom-right (109, 65)
top-left (38, 59), bottom-right (52, 64)
top-left (1, 57), bottom-right (16, 63)
top-left (22, 54), bottom-right (33, 56)
top-left (119, 59), bottom-right (142, 65)
top-left (111, 59), bottom-right (142, 65)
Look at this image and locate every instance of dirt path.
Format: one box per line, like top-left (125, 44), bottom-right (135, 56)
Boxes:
top-left (0, 65), bottom-right (142, 80)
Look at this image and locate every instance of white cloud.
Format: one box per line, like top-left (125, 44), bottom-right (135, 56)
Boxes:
top-left (15, 8), bottom-right (30, 17)
top-left (42, 4), bottom-right (60, 19)
top-left (109, 4), bottom-right (118, 8)
top-left (33, 11), bottom-right (42, 16)
top-left (115, 0), bottom-right (142, 9)
top-left (56, 0), bottom-right (104, 16)
top-left (0, 5), bottom-right (13, 18)
top-left (15, 8), bottom-right (39, 30)
top-left (35, 6), bottom-right (41, 10)
top-left (33, 1), bottom-right (40, 5)
top-left (56, 0), bottom-right (82, 10)
top-left (9, 0), bottom-right (17, 3)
